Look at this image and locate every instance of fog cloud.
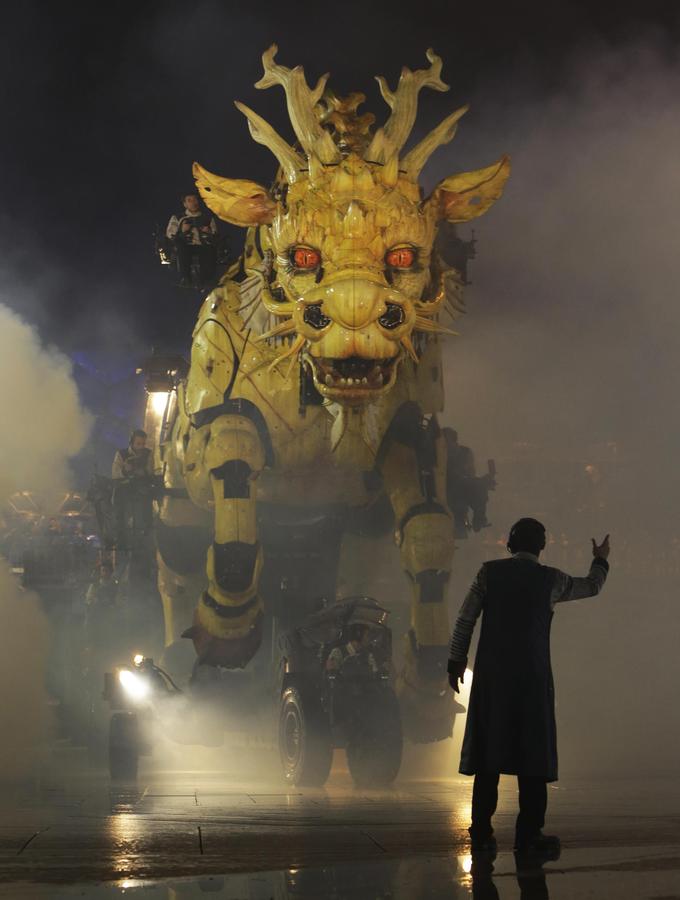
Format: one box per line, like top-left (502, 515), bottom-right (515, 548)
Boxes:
top-left (0, 304), bottom-right (92, 499)
top-left (434, 38), bottom-right (680, 776)
top-left (0, 303), bottom-right (91, 776)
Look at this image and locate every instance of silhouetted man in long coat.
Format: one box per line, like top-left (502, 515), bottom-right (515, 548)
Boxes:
top-left (448, 518), bottom-right (610, 856)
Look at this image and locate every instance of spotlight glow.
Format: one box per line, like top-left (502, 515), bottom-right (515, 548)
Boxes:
top-left (118, 668), bottom-right (150, 700)
top-left (150, 391), bottom-right (168, 416)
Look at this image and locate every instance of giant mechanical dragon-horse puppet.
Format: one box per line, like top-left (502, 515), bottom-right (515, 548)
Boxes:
top-left (156, 46), bottom-right (509, 742)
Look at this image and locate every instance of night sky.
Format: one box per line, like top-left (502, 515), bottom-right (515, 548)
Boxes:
top-left (1, 0), bottom-right (678, 354)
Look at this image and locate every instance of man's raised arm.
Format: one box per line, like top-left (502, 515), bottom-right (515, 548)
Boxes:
top-left (553, 534), bottom-right (611, 604)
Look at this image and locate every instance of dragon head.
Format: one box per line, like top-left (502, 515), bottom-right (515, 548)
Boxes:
top-left (194, 46), bottom-right (509, 405)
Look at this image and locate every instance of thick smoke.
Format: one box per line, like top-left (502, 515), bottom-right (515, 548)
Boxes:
top-left (0, 304), bottom-right (91, 776)
top-left (0, 563), bottom-right (54, 777)
top-left (0, 305), bottom-right (91, 499)
top-left (431, 38), bottom-right (680, 777)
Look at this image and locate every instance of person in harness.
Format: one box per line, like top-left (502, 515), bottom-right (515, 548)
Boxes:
top-left (111, 430), bottom-right (155, 551)
top-left (448, 518), bottom-right (611, 857)
top-left (326, 623), bottom-right (379, 675)
top-left (166, 192), bottom-right (218, 287)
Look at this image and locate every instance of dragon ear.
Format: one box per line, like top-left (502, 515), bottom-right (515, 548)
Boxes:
top-left (427, 155), bottom-right (510, 223)
top-left (193, 162), bottom-right (276, 227)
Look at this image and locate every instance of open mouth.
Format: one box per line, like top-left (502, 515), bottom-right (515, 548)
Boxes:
top-left (308, 355), bottom-right (399, 393)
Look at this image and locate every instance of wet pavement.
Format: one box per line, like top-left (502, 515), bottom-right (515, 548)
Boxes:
top-left (1, 750), bottom-right (678, 898)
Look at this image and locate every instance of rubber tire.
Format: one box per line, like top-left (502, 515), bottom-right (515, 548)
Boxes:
top-left (347, 688), bottom-right (403, 787)
top-left (109, 712), bottom-right (140, 781)
top-left (279, 685), bottom-right (333, 787)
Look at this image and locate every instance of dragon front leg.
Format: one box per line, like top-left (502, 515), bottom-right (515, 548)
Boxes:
top-left (184, 414), bottom-right (266, 668)
top-left (380, 417), bottom-right (457, 743)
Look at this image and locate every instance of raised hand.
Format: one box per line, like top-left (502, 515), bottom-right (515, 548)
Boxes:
top-left (591, 534), bottom-right (610, 560)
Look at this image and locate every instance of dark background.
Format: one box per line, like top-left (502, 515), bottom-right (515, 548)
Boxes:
top-left (1, 0), bottom-right (678, 352)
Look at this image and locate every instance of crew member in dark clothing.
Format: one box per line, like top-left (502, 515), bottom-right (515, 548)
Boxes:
top-left (326, 623), bottom-right (379, 674)
top-left (85, 559), bottom-right (118, 607)
top-left (444, 428), bottom-right (495, 538)
top-left (111, 429), bottom-right (155, 549)
top-left (166, 193), bottom-right (218, 287)
top-left (448, 518), bottom-right (610, 856)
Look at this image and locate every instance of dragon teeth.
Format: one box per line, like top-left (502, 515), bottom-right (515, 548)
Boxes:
top-left (318, 363), bottom-right (390, 390)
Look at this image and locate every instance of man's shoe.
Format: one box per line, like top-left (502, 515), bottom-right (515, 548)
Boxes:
top-left (470, 834), bottom-right (498, 856)
top-left (514, 832), bottom-right (561, 860)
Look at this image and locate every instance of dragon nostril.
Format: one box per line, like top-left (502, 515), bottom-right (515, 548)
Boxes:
top-left (378, 303), bottom-right (405, 330)
top-left (303, 304), bottom-right (331, 330)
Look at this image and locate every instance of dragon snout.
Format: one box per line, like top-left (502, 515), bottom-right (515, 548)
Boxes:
top-left (299, 276), bottom-right (412, 332)
top-left (290, 275), bottom-right (416, 404)
top-left (302, 300), bottom-right (406, 332)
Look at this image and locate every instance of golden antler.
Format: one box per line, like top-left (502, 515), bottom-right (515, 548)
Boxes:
top-left (255, 45), bottom-right (340, 164)
top-left (365, 48), bottom-right (449, 165)
top-left (402, 104), bottom-right (469, 179)
top-left (234, 101), bottom-right (304, 183)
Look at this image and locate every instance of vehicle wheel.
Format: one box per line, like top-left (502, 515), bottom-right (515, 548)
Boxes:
top-left (279, 685), bottom-right (333, 786)
top-left (109, 712), bottom-right (139, 781)
top-left (347, 688), bottom-right (403, 787)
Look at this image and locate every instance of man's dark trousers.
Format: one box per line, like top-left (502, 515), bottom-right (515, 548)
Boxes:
top-left (177, 244), bottom-right (216, 285)
top-left (471, 773), bottom-right (547, 842)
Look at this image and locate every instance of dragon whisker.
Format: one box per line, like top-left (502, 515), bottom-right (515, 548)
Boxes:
top-left (267, 334), bottom-right (306, 376)
top-left (254, 319), bottom-right (297, 342)
top-left (414, 316), bottom-right (459, 336)
top-left (400, 335), bottom-right (419, 363)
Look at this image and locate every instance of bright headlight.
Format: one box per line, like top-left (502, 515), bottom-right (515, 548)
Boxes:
top-left (149, 391), bottom-right (168, 417)
top-left (118, 668), bottom-right (150, 700)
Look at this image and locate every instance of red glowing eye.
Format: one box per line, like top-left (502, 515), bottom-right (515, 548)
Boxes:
top-left (386, 247), bottom-right (416, 268)
top-left (292, 247), bottom-right (321, 269)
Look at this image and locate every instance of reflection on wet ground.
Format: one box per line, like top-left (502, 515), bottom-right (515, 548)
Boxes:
top-left (1, 764), bottom-right (678, 898)
top-left (6, 846), bottom-right (680, 898)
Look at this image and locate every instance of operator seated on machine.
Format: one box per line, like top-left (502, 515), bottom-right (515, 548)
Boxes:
top-left (326, 623), bottom-right (379, 677)
top-left (111, 429), bottom-right (154, 549)
top-left (166, 192), bottom-right (218, 288)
